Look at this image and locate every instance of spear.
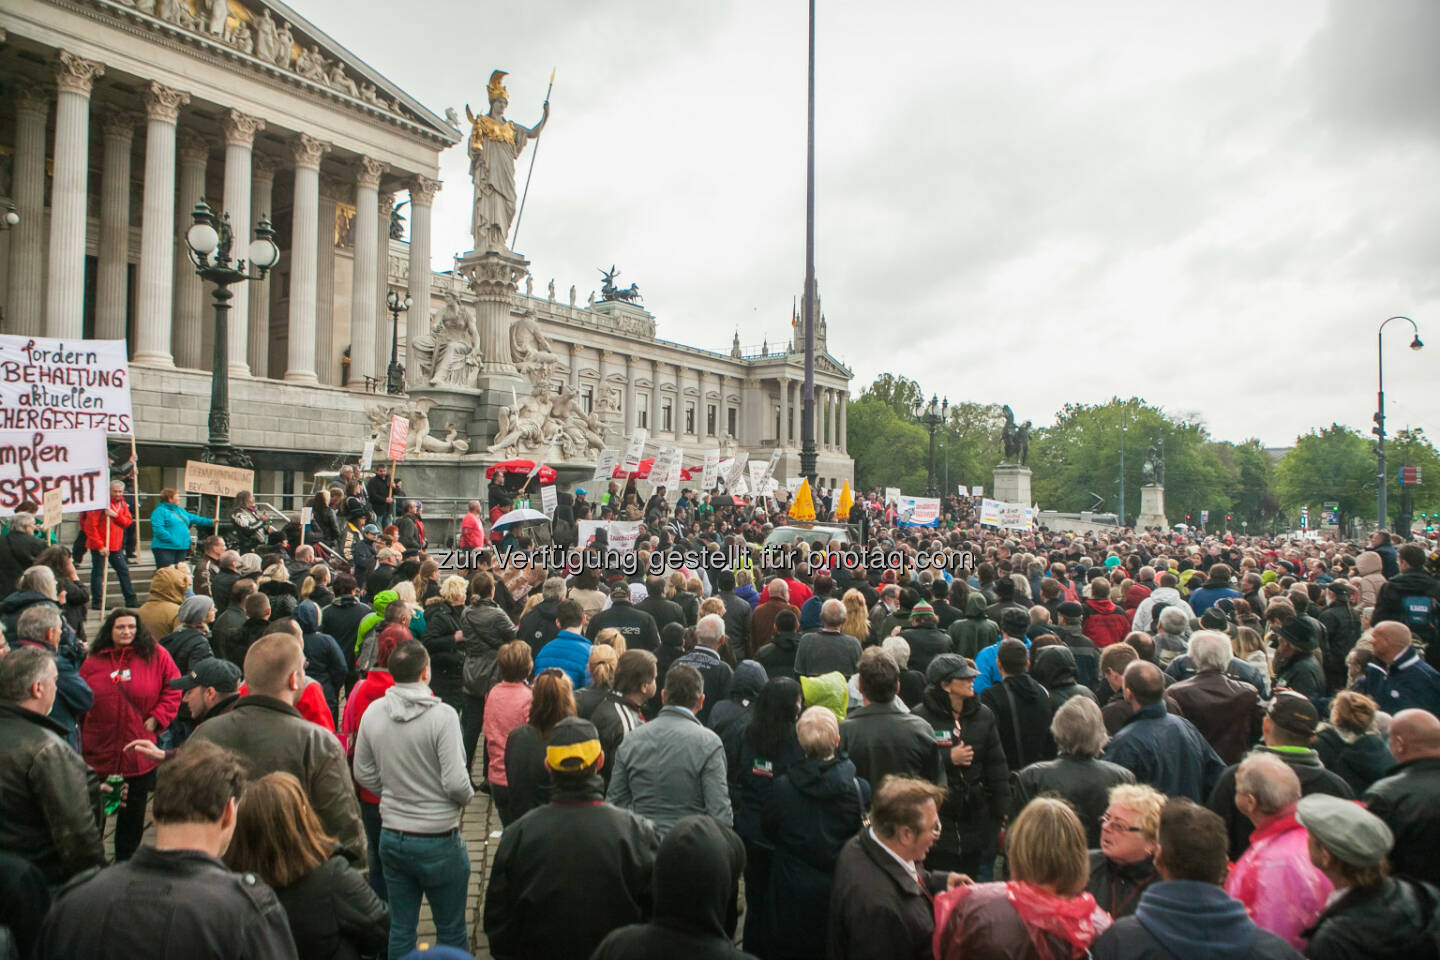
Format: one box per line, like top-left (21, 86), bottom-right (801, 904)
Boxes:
top-left (510, 68), bottom-right (554, 249)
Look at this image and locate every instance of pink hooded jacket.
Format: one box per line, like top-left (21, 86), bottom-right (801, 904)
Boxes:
top-left (1223, 805), bottom-right (1332, 950)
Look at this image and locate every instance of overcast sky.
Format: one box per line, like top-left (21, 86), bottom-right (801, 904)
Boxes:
top-left (308, 0), bottom-right (1439, 448)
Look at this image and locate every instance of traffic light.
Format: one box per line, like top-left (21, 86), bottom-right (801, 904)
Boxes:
top-left (1373, 412), bottom-right (1384, 437)
top-left (1185, 515), bottom-right (1191, 522)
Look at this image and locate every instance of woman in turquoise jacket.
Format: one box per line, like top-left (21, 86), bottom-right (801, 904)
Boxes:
top-left (149, 487), bottom-right (214, 569)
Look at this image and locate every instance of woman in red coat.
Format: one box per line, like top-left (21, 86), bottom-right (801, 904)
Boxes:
top-left (80, 607), bottom-right (181, 861)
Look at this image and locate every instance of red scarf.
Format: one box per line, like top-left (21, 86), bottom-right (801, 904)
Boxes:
top-left (1005, 881), bottom-right (1110, 960)
top-left (933, 881), bottom-right (1110, 960)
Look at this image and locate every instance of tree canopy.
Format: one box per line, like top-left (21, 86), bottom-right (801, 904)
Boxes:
top-left (844, 373), bottom-right (1438, 533)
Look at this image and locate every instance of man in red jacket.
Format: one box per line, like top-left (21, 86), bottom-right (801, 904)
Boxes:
top-left (81, 480), bottom-right (138, 609)
top-left (1082, 579), bottom-right (1132, 649)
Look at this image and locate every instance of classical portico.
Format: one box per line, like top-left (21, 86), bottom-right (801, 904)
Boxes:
top-left (0, 5), bottom-right (854, 492)
top-left (0, 0), bottom-right (458, 458)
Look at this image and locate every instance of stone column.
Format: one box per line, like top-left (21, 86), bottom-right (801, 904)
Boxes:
top-left (649, 359), bottom-right (659, 434)
top-left (222, 110), bottom-right (264, 375)
top-left (624, 355), bottom-right (635, 433)
top-left (133, 83), bottom-right (188, 365)
top-left (597, 350), bottom-right (608, 413)
top-left (839, 391), bottom-right (848, 454)
top-left (822, 388), bottom-right (832, 450)
top-left (373, 190), bottom-right (395, 383)
top-left (348, 157), bottom-right (383, 386)
top-left (284, 135), bottom-right (328, 383)
top-left (566, 342), bottom-right (579, 393)
top-left (7, 86), bottom-right (48, 335)
top-left (246, 154), bottom-right (276, 376)
top-left (172, 132), bottom-right (209, 368)
top-left (95, 113), bottom-right (135, 342)
top-left (405, 176), bottom-right (440, 387)
top-left (315, 176), bottom-right (342, 385)
top-left (777, 376), bottom-right (788, 445)
top-left (45, 52), bottom-right (104, 338)
top-left (673, 363), bottom-right (684, 441)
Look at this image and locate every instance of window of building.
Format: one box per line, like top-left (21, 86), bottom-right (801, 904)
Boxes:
top-left (685, 404), bottom-right (695, 434)
top-left (728, 407), bottom-right (737, 438)
top-left (638, 396), bottom-right (649, 429)
top-left (581, 386), bottom-right (593, 414)
top-left (662, 401), bottom-right (673, 432)
top-left (707, 404), bottom-right (717, 436)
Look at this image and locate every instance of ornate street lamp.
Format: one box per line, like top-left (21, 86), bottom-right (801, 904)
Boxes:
top-left (185, 198), bottom-right (279, 468)
top-left (912, 393), bottom-right (948, 498)
top-left (1374, 316), bottom-right (1424, 530)
top-left (385, 288), bottom-right (412, 395)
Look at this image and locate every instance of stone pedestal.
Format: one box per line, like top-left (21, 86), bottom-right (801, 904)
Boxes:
top-left (456, 247), bottom-right (529, 375)
top-left (992, 464), bottom-right (1032, 504)
top-left (406, 384), bottom-right (485, 452)
top-left (471, 370), bottom-right (528, 451)
top-left (1137, 484), bottom-right (1169, 532)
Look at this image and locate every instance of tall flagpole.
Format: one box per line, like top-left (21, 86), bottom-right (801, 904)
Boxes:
top-left (511, 68), bottom-right (554, 250)
top-left (799, 0), bottom-right (818, 486)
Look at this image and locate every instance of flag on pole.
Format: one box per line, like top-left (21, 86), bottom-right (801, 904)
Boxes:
top-left (789, 479), bottom-right (816, 523)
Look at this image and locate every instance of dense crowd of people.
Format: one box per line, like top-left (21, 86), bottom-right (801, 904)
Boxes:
top-left (2, 471), bottom-right (1439, 959)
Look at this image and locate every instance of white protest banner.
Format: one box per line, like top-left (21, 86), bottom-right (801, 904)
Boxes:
top-left (980, 498), bottom-right (1034, 530)
top-left (42, 487), bottom-right (63, 531)
top-left (387, 415), bottom-right (409, 460)
top-left (762, 447), bottom-right (783, 480)
top-left (183, 460), bottom-right (255, 498)
top-left (540, 484), bottom-right (557, 517)
top-left (897, 495), bottom-right (941, 526)
top-left (785, 475), bottom-right (805, 493)
top-left (621, 428), bottom-right (647, 475)
top-left (300, 506), bottom-right (313, 528)
top-left (724, 451), bottom-right (749, 487)
top-left (593, 448), bottom-right (619, 482)
top-left (577, 519), bottom-right (643, 552)
top-left (0, 430), bottom-right (109, 517)
top-left (358, 437), bottom-right (375, 473)
top-left (0, 336), bottom-right (133, 434)
top-left (970, 485), bottom-right (984, 497)
top-left (749, 460), bottom-right (767, 490)
top-left (884, 486), bottom-right (901, 506)
top-left (701, 450), bottom-right (720, 491)
top-left (732, 474), bottom-right (750, 496)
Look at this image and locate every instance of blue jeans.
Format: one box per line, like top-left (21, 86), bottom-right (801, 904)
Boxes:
top-left (152, 547), bottom-right (189, 569)
top-left (379, 828), bottom-right (470, 957)
top-left (90, 550), bottom-right (138, 609)
top-left (360, 800), bottom-right (387, 902)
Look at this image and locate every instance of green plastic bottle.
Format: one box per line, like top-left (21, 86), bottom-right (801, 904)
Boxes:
top-left (103, 774), bottom-right (124, 816)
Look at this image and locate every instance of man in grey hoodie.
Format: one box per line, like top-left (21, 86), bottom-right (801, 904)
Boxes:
top-left (354, 640), bottom-right (474, 959)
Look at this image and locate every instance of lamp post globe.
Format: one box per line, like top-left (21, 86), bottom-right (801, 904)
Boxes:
top-left (1375, 316), bottom-right (1423, 530)
top-left (184, 197), bottom-right (279, 471)
top-left (385, 289), bottom-right (410, 395)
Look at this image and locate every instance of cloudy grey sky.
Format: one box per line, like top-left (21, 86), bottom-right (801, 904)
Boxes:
top-left (308, 0), bottom-right (1439, 448)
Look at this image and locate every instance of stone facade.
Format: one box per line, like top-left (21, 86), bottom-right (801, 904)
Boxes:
top-left (0, 0), bottom-right (855, 497)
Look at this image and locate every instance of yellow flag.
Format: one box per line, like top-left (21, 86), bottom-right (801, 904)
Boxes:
top-left (836, 480), bottom-right (854, 520)
top-left (789, 479), bottom-right (816, 523)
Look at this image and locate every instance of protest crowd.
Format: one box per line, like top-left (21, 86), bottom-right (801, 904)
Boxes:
top-left (2, 470), bottom-right (1440, 960)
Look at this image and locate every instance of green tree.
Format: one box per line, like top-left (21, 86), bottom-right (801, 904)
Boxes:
top-left (1384, 427), bottom-right (1440, 524)
top-left (846, 393), bottom-right (927, 491)
top-left (861, 373), bottom-right (924, 415)
top-left (1029, 398), bottom-right (1233, 525)
top-left (1217, 439), bottom-right (1278, 531)
top-left (1274, 425), bottom-right (1374, 529)
top-left (936, 402), bottom-right (1007, 496)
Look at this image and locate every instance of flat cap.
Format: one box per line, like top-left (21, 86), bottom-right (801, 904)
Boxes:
top-left (1296, 794), bottom-right (1393, 866)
